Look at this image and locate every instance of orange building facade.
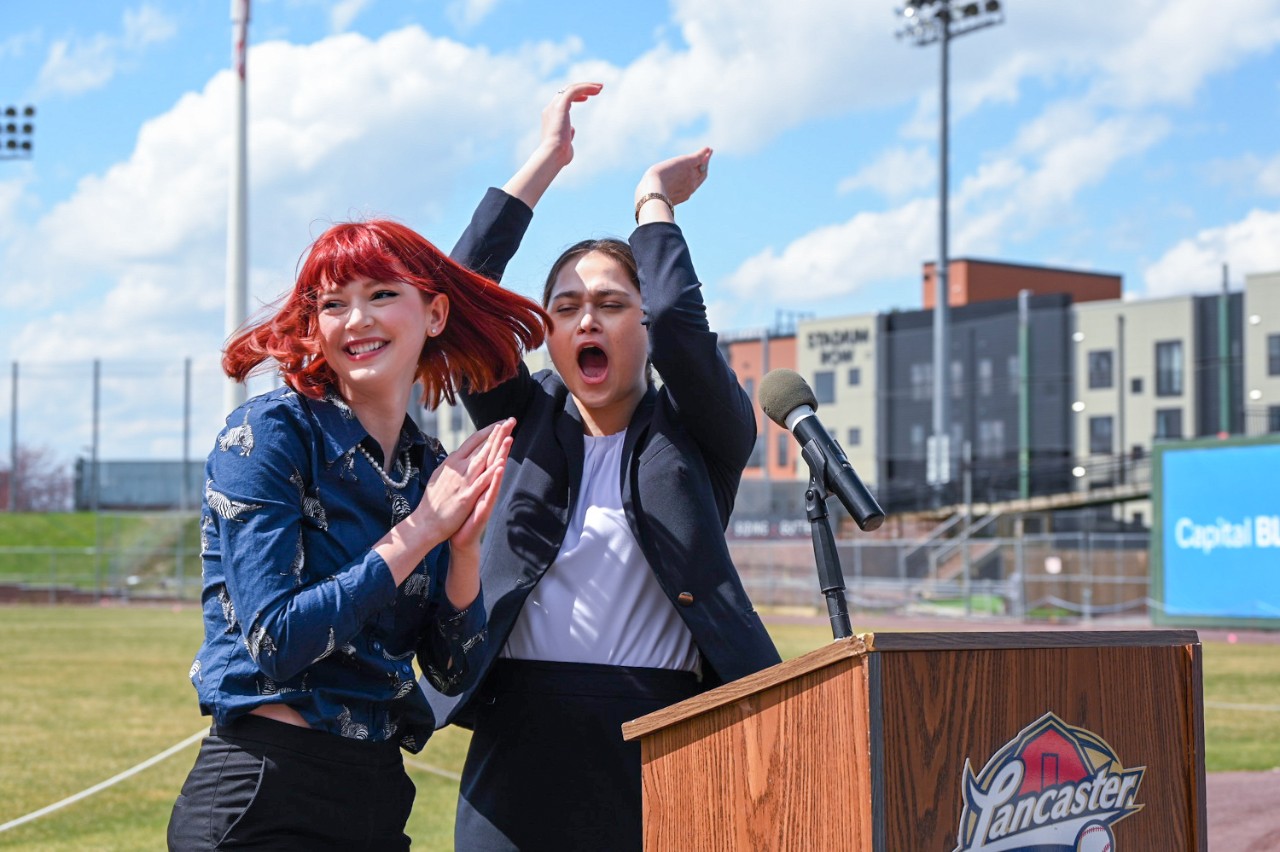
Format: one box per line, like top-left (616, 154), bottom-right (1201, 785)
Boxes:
top-left (922, 258), bottom-right (1121, 309)
top-left (721, 332), bottom-right (798, 481)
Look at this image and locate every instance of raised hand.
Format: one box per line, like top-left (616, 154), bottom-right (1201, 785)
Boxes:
top-left (635, 147), bottom-right (712, 225)
top-left (539, 81), bottom-right (604, 172)
top-left (503, 82), bottom-right (603, 209)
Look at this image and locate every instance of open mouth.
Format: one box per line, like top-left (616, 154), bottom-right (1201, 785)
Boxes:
top-left (578, 345), bottom-right (609, 382)
top-left (344, 340), bottom-right (387, 358)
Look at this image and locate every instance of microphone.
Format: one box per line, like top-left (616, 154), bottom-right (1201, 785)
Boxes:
top-left (759, 369), bottom-right (885, 532)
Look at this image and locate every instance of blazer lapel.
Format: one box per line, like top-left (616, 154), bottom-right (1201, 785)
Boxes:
top-left (620, 385), bottom-right (658, 542)
top-left (555, 394), bottom-right (587, 509)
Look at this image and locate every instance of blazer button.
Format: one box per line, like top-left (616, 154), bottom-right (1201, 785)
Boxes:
top-left (677, 592), bottom-right (694, 606)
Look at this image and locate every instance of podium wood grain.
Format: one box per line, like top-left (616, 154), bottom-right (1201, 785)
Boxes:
top-left (636, 648), bottom-right (874, 850)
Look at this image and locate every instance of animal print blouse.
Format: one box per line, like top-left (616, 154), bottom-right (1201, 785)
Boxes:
top-left (186, 386), bottom-right (486, 752)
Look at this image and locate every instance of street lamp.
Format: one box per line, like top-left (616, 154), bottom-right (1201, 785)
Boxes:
top-left (0, 105), bottom-right (35, 160)
top-left (895, 1), bottom-right (1005, 502)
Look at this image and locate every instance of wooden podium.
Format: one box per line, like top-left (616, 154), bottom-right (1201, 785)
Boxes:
top-left (622, 631), bottom-right (1206, 851)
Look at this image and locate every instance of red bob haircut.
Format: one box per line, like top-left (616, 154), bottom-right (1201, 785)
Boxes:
top-left (222, 219), bottom-right (548, 408)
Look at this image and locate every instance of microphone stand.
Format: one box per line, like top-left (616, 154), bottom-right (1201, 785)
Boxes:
top-left (802, 440), bottom-right (853, 640)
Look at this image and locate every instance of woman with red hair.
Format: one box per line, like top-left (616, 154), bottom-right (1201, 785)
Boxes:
top-left (167, 168), bottom-right (547, 847)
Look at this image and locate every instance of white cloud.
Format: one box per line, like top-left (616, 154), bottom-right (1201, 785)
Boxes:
top-left (34, 5), bottom-right (178, 98)
top-left (7, 26), bottom-right (577, 364)
top-left (554, 1), bottom-right (909, 178)
top-left (35, 36), bottom-right (119, 97)
top-left (447, 0), bottom-right (504, 30)
top-left (124, 5), bottom-right (178, 47)
top-left (1091, 0), bottom-right (1280, 108)
top-left (1144, 209), bottom-right (1280, 297)
top-left (0, 29), bottom-right (42, 61)
top-left (330, 0), bottom-right (374, 33)
top-left (1207, 152), bottom-right (1280, 197)
top-left (724, 199), bottom-right (936, 304)
top-left (837, 147), bottom-right (935, 200)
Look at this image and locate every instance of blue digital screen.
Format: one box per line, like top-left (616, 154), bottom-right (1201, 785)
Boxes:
top-left (1161, 443), bottom-right (1280, 620)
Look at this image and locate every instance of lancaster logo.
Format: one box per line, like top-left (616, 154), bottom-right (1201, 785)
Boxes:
top-left (953, 712), bottom-right (1145, 851)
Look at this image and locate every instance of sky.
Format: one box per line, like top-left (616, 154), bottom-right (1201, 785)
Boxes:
top-left (4, 0), bottom-right (1280, 464)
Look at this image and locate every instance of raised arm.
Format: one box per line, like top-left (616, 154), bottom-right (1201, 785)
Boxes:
top-left (451, 82), bottom-right (603, 281)
top-left (630, 148), bottom-right (757, 474)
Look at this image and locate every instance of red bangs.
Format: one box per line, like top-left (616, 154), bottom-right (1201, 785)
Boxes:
top-left (222, 219), bottom-right (548, 408)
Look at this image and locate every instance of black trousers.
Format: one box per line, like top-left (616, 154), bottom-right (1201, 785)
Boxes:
top-left (167, 715), bottom-right (414, 851)
top-left (455, 659), bottom-right (702, 852)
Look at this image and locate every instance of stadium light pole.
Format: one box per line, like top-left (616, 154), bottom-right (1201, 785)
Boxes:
top-left (0, 105), bottom-right (35, 161)
top-left (225, 0), bottom-right (250, 415)
top-left (895, 0), bottom-right (1005, 503)
top-left (2, 107), bottom-right (34, 510)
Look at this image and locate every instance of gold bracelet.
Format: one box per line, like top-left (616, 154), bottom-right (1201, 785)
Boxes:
top-left (634, 191), bottom-right (673, 224)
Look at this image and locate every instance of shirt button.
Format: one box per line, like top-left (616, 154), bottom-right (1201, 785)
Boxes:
top-left (677, 592), bottom-right (694, 606)
top-left (372, 641), bottom-right (382, 652)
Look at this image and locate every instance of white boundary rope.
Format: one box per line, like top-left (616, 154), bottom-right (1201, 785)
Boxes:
top-left (1205, 700), bottom-right (1280, 713)
top-left (0, 729), bottom-right (466, 835)
top-left (0, 729), bottom-right (207, 835)
top-left (404, 758), bottom-right (462, 782)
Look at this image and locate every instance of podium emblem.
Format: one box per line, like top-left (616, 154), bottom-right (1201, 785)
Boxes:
top-left (953, 712), bottom-right (1145, 851)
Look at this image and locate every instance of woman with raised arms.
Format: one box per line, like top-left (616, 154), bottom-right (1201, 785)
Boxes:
top-left (431, 82), bottom-right (782, 851)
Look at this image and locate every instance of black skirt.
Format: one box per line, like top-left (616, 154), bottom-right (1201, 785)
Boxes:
top-left (455, 659), bottom-right (702, 852)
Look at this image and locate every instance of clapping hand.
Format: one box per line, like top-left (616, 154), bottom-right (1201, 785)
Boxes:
top-left (415, 418), bottom-right (514, 543)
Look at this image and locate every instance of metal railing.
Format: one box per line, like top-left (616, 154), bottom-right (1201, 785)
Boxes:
top-left (731, 532), bottom-right (1150, 621)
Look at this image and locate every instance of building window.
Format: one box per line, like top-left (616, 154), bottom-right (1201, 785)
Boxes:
top-left (977, 419), bottom-right (1005, 459)
top-left (1088, 350), bottom-right (1114, 389)
top-left (813, 371), bottom-right (835, 405)
top-left (1155, 340), bottom-right (1183, 397)
top-left (978, 358), bottom-right (993, 397)
top-left (1269, 334), bottom-right (1280, 376)
top-left (951, 359), bottom-right (964, 399)
top-left (911, 363), bottom-right (933, 401)
top-left (1131, 377), bottom-right (1143, 394)
top-left (450, 407), bottom-right (464, 432)
top-left (847, 367), bottom-right (861, 386)
top-left (1089, 415), bottom-right (1114, 455)
top-left (847, 427), bottom-right (861, 446)
top-left (910, 424), bottom-right (925, 450)
top-left (1007, 355), bottom-right (1020, 396)
top-left (1155, 408), bottom-right (1183, 440)
top-left (743, 377), bottom-right (755, 402)
top-left (1269, 406), bottom-right (1280, 434)
top-left (776, 431), bottom-right (789, 467)
top-left (747, 435), bottom-right (764, 468)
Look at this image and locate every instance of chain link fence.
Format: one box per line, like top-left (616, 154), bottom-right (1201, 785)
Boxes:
top-left (732, 531), bottom-right (1150, 621)
top-left (1, 511), bottom-right (1150, 625)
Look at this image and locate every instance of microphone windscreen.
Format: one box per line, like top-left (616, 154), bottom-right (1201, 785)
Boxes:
top-left (758, 369), bottom-right (818, 428)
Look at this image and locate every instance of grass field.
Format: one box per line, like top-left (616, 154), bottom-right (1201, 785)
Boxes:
top-left (0, 606), bottom-right (1276, 850)
top-left (0, 513), bottom-right (202, 596)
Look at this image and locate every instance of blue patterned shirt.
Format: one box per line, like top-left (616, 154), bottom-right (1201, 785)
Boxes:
top-left (187, 386), bottom-right (486, 752)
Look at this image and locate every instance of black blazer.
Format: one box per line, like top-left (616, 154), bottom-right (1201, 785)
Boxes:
top-left (425, 189), bottom-right (781, 727)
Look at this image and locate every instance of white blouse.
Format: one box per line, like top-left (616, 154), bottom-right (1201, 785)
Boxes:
top-left (502, 430), bottom-right (699, 672)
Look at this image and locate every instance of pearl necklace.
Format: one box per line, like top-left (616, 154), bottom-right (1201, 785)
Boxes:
top-left (355, 444), bottom-right (413, 490)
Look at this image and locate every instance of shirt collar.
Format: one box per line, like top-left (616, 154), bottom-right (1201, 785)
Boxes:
top-left (304, 386), bottom-right (429, 467)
